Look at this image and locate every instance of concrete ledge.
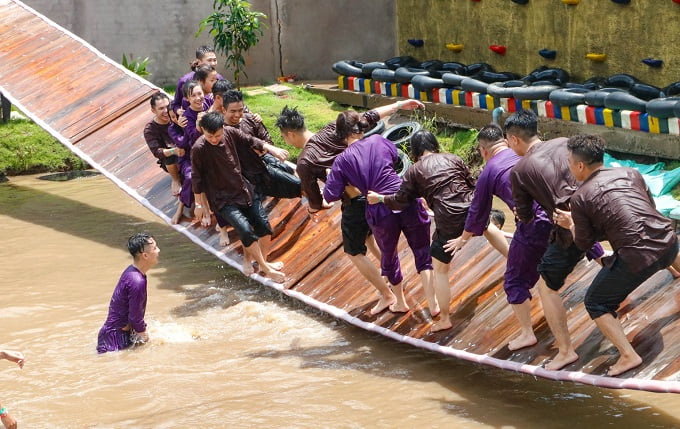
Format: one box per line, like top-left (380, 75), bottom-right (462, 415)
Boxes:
top-left (307, 84), bottom-right (680, 160)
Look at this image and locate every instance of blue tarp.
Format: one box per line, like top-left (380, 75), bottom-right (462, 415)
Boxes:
top-left (603, 153), bottom-right (680, 217)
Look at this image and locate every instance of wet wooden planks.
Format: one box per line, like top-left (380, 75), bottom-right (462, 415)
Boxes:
top-left (2, 0), bottom-right (679, 392)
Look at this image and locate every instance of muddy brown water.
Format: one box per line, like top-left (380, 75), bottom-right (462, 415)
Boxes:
top-left (0, 174), bottom-right (678, 428)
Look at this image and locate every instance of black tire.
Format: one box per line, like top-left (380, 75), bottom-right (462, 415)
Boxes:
top-left (361, 62), bottom-right (387, 77)
top-left (462, 62), bottom-right (495, 76)
top-left (604, 73), bottom-right (639, 89)
top-left (512, 85), bottom-right (559, 100)
top-left (487, 82), bottom-right (517, 98)
top-left (332, 60), bottom-right (364, 77)
top-left (461, 77), bottom-right (489, 94)
top-left (549, 88), bottom-right (590, 106)
top-left (629, 83), bottom-right (663, 101)
top-left (474, 71), bottom-right (521, 84)
top-left (394, 149), bottom-right (413, 177)
top-left (384, 56), bottom-right (420, 70)
top-left (371, 68), bottom-right (396, 82)
top-left (664, 81), bottom-right (680, 97)
top-left (394, 67), bottom-right (430, 83)
top-left (381, 121), bottom-right (423, 151)
top-left (364, 120), bottom-right (386, 137)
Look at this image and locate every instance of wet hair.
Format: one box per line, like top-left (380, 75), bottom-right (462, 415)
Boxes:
top-left (335, 111), bottom-right (369, 140)
top-left (199, 111), bottom-right (225, 134)
top-left (477, 124), bottom-right (505, 150)
top-left (128, 232), bottom-right (153, 258)
top-left (212, 79), bottom-right (234, 98)
top-left (567, 134), bottom-right (605, 165)
top-left (149, 91), bottom-right (169, 108)
top-left (193, 65), bottom-right (216, 83)
top-left (222, 89), bottom-right (244, 107)
top-left (275, 106), bottom-right (306, 131)
top-left (196, 45), bottom-right (215, 60)
top-left (183, 80), bottom-right (201, 99)
top-left (503, 109), bottom-right (538, 141)
top-left (409, 130), bottom-right (440, 160)
top-left (490, 208), bottom-right (506, 229)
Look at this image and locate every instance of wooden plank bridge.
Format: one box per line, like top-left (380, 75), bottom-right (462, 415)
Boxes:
top-left (1, 0), bottom-right (679, 393)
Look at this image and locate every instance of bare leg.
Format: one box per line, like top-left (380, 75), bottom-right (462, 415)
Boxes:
top-left (431, 260), bottom-right (452, 332)
top-left (365, 234), bottom-right (381, 261)
top-left (171, 201), bottom-right (184, 224)
top-left (537, 282), bottom-right (578, 370)
top-left (244, 240), bottom-right (285, 283)
top-left (483, 223), bottom-right (509, 258)
top-left (668, 253), bottom-right (680, 278)
top-left (166, 163), bottom-right (182, 196)
top-left (348, 254), bottom-right (397, 315)
top-left (419, 269), bottom-right (438, 317)
top-left (594, 313), bottom-right (643, 376)
top-left (507, 299), bottom-right (538, 350)
top-left (218, 226), bottom-right (230, 247)
top-left (388, 281), bottom-right (409, 313)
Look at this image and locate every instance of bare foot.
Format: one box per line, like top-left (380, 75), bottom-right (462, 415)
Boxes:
top-left (370, 295), bottom-right (397, 315)
top-left (508, 333), bottom-right (538, 351)
top-left (388, 302), bottom-right (410, 313)
top-left (171, 179), bottom-right (181, 196)
top-left (431, 318), bottom-right (452, 332)
top-left (667, 266), bottom-right (680, 279)
top-left (219, 228), bottom-right (230, 247)
top-left (171, 209), bottom-right (183, 225)
top-left (269, 261), bottom-right (284, 271)
top-left (606, 354), bottom-right (643, 376)
top-left (242, 260), bottom-right (255, 276)
top-left (545, 350), bottom-right (578, 371)
top-left (263, 267), bottom-right (286, 283)
top-left (429, 305), bottom-right (440, 319)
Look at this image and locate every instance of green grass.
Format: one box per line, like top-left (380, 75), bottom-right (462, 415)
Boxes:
top-left (0, 116), bottom-right (88, 175)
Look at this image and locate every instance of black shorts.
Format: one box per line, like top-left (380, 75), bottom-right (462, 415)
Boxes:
top-left (216, 194), bottom-right (272, 248)
top-left (430, 230), bottom-right (460, 264)
top-left (258, 164), bottom-right (301, 199)
top-left (341, 196), bottom-right (371, 256)
top-left (584, 239), bottom-right (679, 319)
top-left (158, 154), bottom-right (179, 172)
top-left (538, 241), bottom-right (585, 291)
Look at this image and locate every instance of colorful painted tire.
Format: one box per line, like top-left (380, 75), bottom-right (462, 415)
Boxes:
top-left (604, 73), bottom-right (639, 89)
top-left (629, 83), bottom-right (663, 101)
top-left (384, 56), bottom-right (420, 70)
top-left (604, 92), bottom-right (647, 112)
top-left (371, 68), bottom-right (397, 82)
top-left (381, 121), bottom-right (423, 149)
top-left (584, 88), bottom-right (627, 107)
top-left (441, 72), bottom-right (467, 87)
top-left (549, 88), bottom-right (590, 106)
top-left (394, 67), bottom-right (430, 83)
top-left (411, 75), bottom-right (448, 91)
top-left (364, 120), bottom-right (386, 137)
top-left (646, 97), bottom-right (680, 119)
top-left (461, 77), bottom-right (489, 94)
top-left (474, 71), bottom-right (521, 84)
top-left (664, 81), bottom-right (680, 97)
top-left (332, 60), bottom-right (365, 77)
top-left (487, 82), bottom-right (518, 98)
top-left (361, 62), bottom-right (388, 76)
top-left (512, 85), bottom-right (559, 100)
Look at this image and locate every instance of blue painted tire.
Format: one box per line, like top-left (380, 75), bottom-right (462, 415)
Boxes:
top-left (604, 92), bottom-right (647, 112)
top-left (332, 60), bottom-right (365, 77)
top-left (549, 88), bottom-right (590, 106)
top-left (371, 68), bottom-right (396, 82)
top-left (584, 88), bottom-right (627, 107)
top-left (361, 62), bottom-right (387, 76)
top-left (461, 77), bottom-right (489, 94)
top-left (441, 72), bottom-right (466, 87)
top-left (512, 85), bottom-right (559, 100)
top-left (487, 82), bottom-right (517, 98)
top-left (646, 97), bottom-right (680, 119)
top-left (411, 75), bottom-right (447, 92)
top-left (394, 67), bottom-right (430, 83)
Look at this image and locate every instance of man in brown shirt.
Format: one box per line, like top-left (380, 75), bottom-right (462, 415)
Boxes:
top-left (192, 112), bottom-right (285, 283)
top-left (507, 110), bottom-right (604, 371)
top-left (275, 99), bottom-right (425, 213)
top-left (554, 134), bottom-right (680, 376)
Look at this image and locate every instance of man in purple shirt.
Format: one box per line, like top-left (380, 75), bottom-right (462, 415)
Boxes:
top-left (555, 134), bottom-right (680, 376)
top-left (97, 233), bottom-right (159, 353)
top-left (324, 112), bottom-right (433, 315)
top-left (506, 110), bottom-right (604, 371)
top-left (446, 124), bottom-right (551, 349)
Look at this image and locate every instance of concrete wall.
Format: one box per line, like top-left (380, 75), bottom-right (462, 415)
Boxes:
top-left (21, 0), bottom-right (396, 87)
top-left (396, 1), bottom-right (680, 89)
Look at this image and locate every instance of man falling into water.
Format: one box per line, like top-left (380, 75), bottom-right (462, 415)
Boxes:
top-left (97, 233), bottom-right (159, 353)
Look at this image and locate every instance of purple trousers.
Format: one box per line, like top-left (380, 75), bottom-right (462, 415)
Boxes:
top-left (178, 159), bottom-right (193, 208)
top-left (366, 199), bottom-right (433, 285)
top-left (504, 218), bottom-right (552, 304)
